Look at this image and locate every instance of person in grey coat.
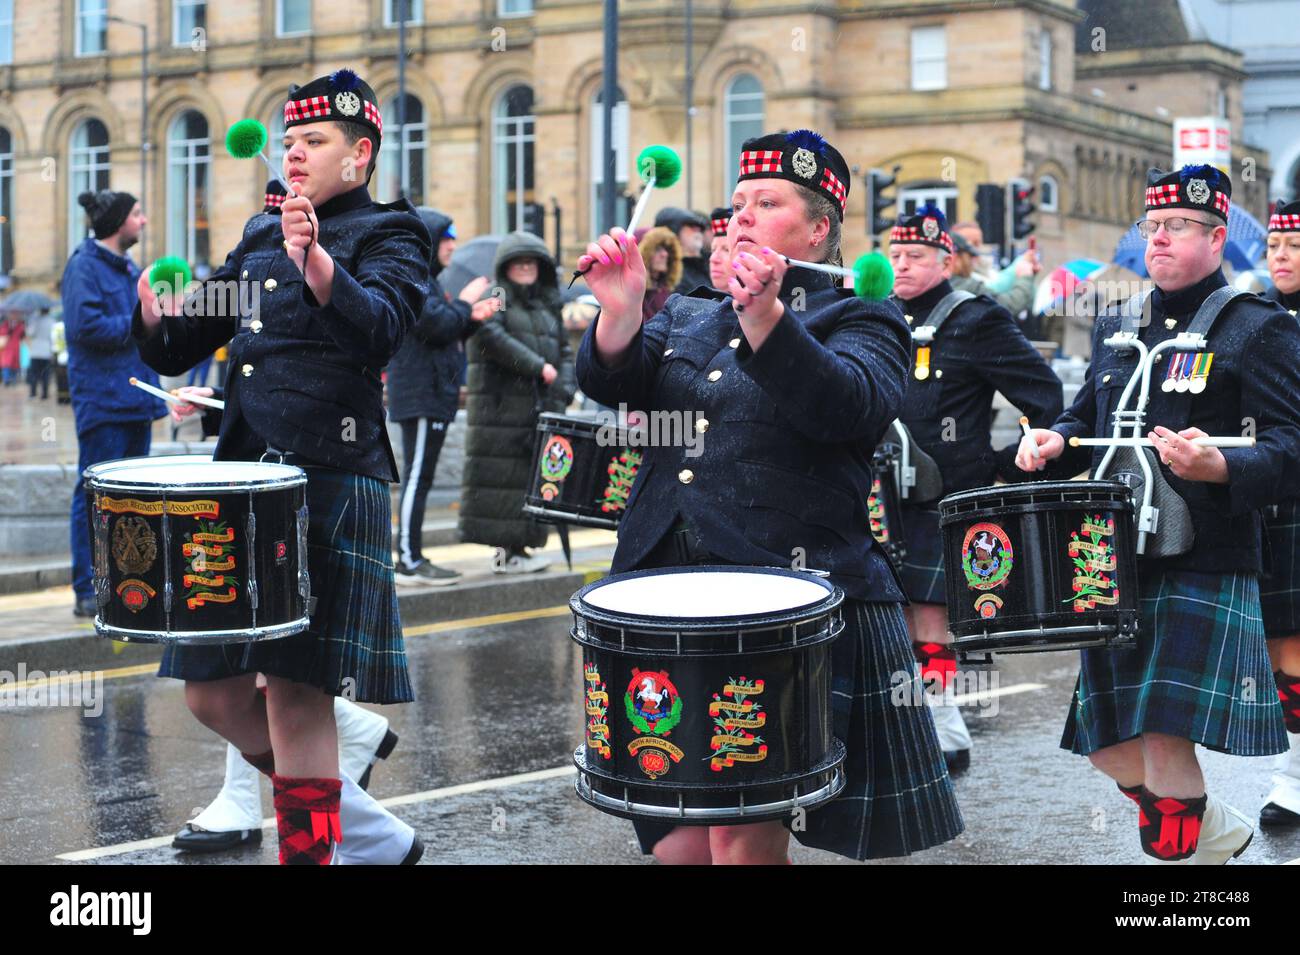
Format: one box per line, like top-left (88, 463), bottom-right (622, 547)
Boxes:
top-left (458, 231), bottom-right (576, 573)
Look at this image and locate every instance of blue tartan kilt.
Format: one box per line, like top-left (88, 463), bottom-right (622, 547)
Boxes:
top-left (632, 599), bottom-right (965, 861)
top-left (1261, 498), bottom-right (1300, 638)
top-left (1061, 568), bottom-right (1286, 758)
top-left (898, 503), bottom-right (946, 605)
top-left (158, 465), bottom-right (413, 704)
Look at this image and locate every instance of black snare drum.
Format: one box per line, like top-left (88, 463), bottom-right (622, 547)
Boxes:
top-left (570, 566), bottom-right (846, 825)
top-left (938, 480), bottom-right (1139, 662)
top-left (869, 445), bottom-right (907, 565)
top-left (84, 457), bottom-right (311, 644)
top-left (523, 412), bottom-right (642, 529)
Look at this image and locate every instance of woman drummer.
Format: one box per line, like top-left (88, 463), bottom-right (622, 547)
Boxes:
top-left (575, 129), bottom-right (963, 864)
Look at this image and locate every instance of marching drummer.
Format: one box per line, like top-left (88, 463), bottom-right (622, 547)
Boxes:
top-left (576, 129), bottom-right (964, 865)
top-left (1017, 166), bottom-right (1300, 863)
top-left (1259, 199), bottom-right (1300, 830)
top-left (888, 204), bottom-right (1063, 772)
top-left (132, 69), bottom-right (428, 865)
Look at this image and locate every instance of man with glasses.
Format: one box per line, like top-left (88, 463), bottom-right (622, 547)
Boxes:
top-left (1017, 165), bottom-right (1300, 864)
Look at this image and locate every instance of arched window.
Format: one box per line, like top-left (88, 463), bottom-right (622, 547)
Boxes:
top-left (1039, 174), bottom-right (1059, 213)
top-left (723, 74), bottom-right (764, 193)
top-left (492, 85), bottom-right (535, 233)
top-left (380, 93), bottom-right (426, 205)
top-left (0, 127), bottom-right (12, 275)
top-left (68, 118), bottom-right (110, 256)
top-left (590, 85), bottom-right (628, 235)
top-left (166, 110), bottom-right (211, 267)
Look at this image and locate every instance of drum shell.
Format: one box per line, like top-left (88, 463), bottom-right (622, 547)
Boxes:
top-left (87, 467), bottom-right (308, 644)
top-left (869, 446), bottom-right (907, 566)
top-left (939, 481), bottom-right (1139, 650)
top-left (523, 412), bottom-right (641, 530)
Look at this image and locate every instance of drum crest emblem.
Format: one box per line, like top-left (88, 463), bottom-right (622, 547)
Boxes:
top-left (625, 669), bottom-right (682, 736)
top-left (112, 515), bottom-right (157, 575)
top-left (584, 662), bottom-right (611, 760)
top-left (116, 579), bottom-right (157, 613)
top-left (539, 435), bottom-right (574, 484)
top-left (961, 522), bottom-right (1013, 590)
top-left (708, 676), bottom-right (768, 771)
top-left (1066, 514), bottom-right (1120, 612)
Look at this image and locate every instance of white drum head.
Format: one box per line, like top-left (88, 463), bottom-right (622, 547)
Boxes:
top-left (87, 458), bottom-right (303, 489)
top-left (582, 569), bottom-right (831, 619)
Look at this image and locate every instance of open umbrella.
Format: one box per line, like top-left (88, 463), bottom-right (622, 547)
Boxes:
top-left (0, 290), bottom-right (57, 313)
top-left (1112, 202), bottom-right (1268, 278)
top-left (440, 235), bottom-right (503, 300)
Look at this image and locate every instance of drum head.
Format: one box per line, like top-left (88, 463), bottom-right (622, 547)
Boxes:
top-left (85, 457), bottom-right (305, 491)
top-left (579, 566), bottom-right (834, 621)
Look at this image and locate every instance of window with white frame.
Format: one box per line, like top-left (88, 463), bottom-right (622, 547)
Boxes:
top-left (379, 94), bottom-right (426, 205)
top-left (0, 0), bottom-right (14, 66)
top-left (173, 0), bottom-right (206, 47)
top-left (590, 86), bottom-right (628, 235)
top-left (499, 0), bottom-right (533, 15)
top-left (1038, 174), bottom-right (1058, 212)
top-left (0, 126), bottom-right (12, 276)
top-left (910, 26), bottom-right (947, 92)
top-left (277, 0), bottom-right (310, 36)
top-left (268, 109), bottom-right (287, 189)
top-left (1038, 28), bottom-right (1053, 91)
top-left (898, 185), bottom-right (958, 224)
top-left (384, 0), bottom-right (422, 26)
top-left (492, 85), bottom-right (535, 234)
top-left (76, 0), bottom-right (107, 56)
top-left (166, 110), bottom-right (212, 267)
top-left (68, 119), bottom-right (110, 256)
top-left (723, 74), bottom-right (764, 193)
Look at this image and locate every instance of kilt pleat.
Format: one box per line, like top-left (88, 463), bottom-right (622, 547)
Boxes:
top-left (1061, 568), bottom-right (1285, 758)
top-left (158, 466), bottom-right (413, 704)
top-left (1261, 497), bottom-right (1300, 638)
top-left (898, 504), bottom-right (946, 605)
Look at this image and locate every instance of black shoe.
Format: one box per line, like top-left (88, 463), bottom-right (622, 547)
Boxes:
top-left (73, 596), bottom-right (97, 618)
top-left (943, 749), bottom-right (971, 774)
top-left (395, 560), bottom-right (462, 587)
top-left (1260, 802), bottom-right (1300, 828)
top-left (401, 833), bottom-right (424, 865)
top-left (356, 729), bottom-right (400, 791)
top-left (172, 824), bottom-right (263, 853)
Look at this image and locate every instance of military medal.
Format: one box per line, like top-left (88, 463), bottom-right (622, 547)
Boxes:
top-left (915, 346), bottom-right (931, 380)
top-left (1175, 352), bottom-right (1193, 393)
top-left (1162, 353), bottom-right (1183, 393)
top-left (1188, 352), bottom-right (1213, 394)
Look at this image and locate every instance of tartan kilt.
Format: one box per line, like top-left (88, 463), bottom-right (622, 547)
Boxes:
top-left (1261, 497), bottom-right (1300, 638)
top-left (897, 503), bottom-right (946, 605)
top-left (1061, 568), bottom-right (1286, 758)
top-left (158, 465), bottom-right (413, 704)
top-left (633, 599), bottom-right (964, 860)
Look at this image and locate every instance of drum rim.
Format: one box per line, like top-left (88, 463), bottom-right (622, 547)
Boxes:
top-left (94, 615), bottom-right (311, 645)
top-left (571, 564), bottom-right (843, 629)
top-left (939, 479), bottom-right (1133, 508)
top-left (85, 457), bottom-right (308, 492)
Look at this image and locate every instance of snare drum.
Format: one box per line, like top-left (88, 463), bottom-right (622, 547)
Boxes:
top-left (869, 445), bottom-right (907, 565)
top-left (523, 412), bottom-right (642, 529)
top-left (84, 456), bottom-right (311, 644)
top-left (570, 566), bottom-right (847, 825)
top-left (938, 480), bottom-right (1139, 661)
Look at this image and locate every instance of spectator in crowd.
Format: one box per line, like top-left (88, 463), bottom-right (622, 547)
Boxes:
top-left (653, 207), bottom-right (710, 293)
top-left (0, 309), bottom-right (23, 386)
top-left (949, 220), bottom-right (1040, 317)
top-left (638, 226), bottom-right (682, 320)
top-left (459, 231), bottom-right (576, 574)
top-left (25, 305), bottom-right (55, 400)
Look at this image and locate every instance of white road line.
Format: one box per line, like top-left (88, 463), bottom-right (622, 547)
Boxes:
top-left (56, 765), bottom-right (577, 862)
top-left (950, 681), bottom-right (1046, 706)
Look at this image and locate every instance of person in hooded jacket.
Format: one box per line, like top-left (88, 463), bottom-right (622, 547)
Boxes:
top-left (458, 231), bottom-right (576, 573)
top-left (654, 207), bottom-right (710, 294)
top-left (638, 226), bottom-right (682, 320)
top-left (386, 208), bottom-right (500, 584)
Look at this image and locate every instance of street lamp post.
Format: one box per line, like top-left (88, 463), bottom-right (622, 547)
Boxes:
top-left (108, 16), bottom-right (148, 260)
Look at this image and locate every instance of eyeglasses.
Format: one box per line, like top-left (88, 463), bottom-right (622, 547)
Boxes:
top-left (1135, 217), bottom-right (1218, 240)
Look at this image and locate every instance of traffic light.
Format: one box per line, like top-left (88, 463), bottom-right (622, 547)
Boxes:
top-left (974, 183), bottom-right (1005, 249)
top-left (867, 166), bottom-right (900, 236)
top-left (1008, 179), bottom-right (1036, 240)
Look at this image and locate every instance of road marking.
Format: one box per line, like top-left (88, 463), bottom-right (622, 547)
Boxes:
top-left (950, 681), bottom-right (1046, 706)
top-left (0, 663), bottom-right (157, 696)
top-left (56, 765), bottom-right (577, 862)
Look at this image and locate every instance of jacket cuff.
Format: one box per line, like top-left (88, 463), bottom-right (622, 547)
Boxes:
top-left (1221, 447), bottom-right (1267, 516)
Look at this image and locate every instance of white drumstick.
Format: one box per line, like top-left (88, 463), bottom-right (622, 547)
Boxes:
top-left (1069, 435), bottom-right (1254, 448)
top-left (1019, 416), bottom-right (1040, 459)
top-left (129, 376), bottom-right (226, 410)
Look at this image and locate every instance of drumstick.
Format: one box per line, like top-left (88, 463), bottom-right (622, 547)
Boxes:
top-left (1019, 416), bottom-right (1040, 459)
top-left (129, 377), bottom-right (226, 410)
top-left (1069, 435), bottom-right (1254, 448)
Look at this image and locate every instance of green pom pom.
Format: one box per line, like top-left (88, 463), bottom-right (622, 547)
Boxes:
top-left (852, 251), bottom-right (893, 301)
top-left (149, 256), bottom-right (192, 291)
top-left (225, 119), bottom-right (268, 160)
top-left (636, 145), bottom-right (682, 188)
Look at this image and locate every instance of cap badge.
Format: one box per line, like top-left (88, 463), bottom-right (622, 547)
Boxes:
top-left (1186, 178), bottom-right (1211, 205)
top-left (922, 217), bottom-right (940, 239)
top-left (335, 91), bottom-right (362, 117)
top-left (791, 147), bottom-right (817, 180)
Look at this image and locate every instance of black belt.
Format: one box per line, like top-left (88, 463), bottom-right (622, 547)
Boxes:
top-left (645, 518), bottom-right (719, 567)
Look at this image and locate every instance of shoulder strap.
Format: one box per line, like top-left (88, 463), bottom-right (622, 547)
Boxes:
top-left (1186, 286), bottom-right (1251, 338)
top-left (912, 290), bottom-right (975, 343)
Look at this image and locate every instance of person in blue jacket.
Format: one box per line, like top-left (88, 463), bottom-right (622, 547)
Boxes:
top-left (61, 189), bottom-right (166, 618)
top-left (576, 128), bottom-right (963, 865)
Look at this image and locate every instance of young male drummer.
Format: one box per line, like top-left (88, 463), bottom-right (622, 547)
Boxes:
top-left (888, 204), bottom-right (1063, 771)
top-left (1260, 199), bottom-right (1300, 828)
top-left (1018, 166), bottom-right (1300, 863)
top-left (133, 69), bottom-right (430, 865)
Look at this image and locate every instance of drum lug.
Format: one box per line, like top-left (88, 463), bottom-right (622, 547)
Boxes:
top-left (92, 509), bottom-right (112, 608)
top-left (160, 502), bottom-right (173, 618)
top-left (245, 510), bottom-right (259, 616)
top-left (296, 505), bottom-right (312, 610)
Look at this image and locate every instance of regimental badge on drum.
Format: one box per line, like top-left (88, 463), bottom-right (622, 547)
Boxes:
top-left (116, 579), bottom-right (156, 613)
top-left (922, 217), bottom-right (940, 240)
top-left (539, 435), bottom-right (574, 485)
top-left (334, 91), bottom-right (361, 116)
top-left (708, 676), bottom-right (767, 771)
top-left (600, 448), bottom-right (642, 515)
top-left (584, 662), bottom-right (611, 760)
top-left (625, 669), bottom-right (685, 779)
top-left (111, 515), bottom-right (157, 575)
top-left (1066, 514), bottom-right (1120, 612)
top-left (791, 147), bottom-right (817, 180)
top-left (1186, 178), bottom-right (1211, 205)
top-left (961, 522), bottom-right (1013, 591)
top-left (973, 594), bottom-right (1003, 620)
